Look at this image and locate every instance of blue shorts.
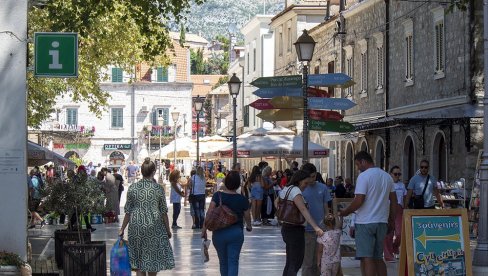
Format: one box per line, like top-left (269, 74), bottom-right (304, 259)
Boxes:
top-left (355, 223), bottom-right (388, 259)
top-left (250, 185), bottom-right (264, 200)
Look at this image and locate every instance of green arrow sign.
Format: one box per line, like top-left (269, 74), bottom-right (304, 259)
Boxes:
top-left (34, 32), bottom-right (78, 77)
top-left (309, 120), bottom-right (355, 133)
top-left (251, 75), bottom-right (302, 88)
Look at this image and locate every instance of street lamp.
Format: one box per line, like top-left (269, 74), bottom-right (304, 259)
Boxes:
top-left (157, 115), bottom-right (164, 179)
top-left (194, 96), bottom-right (204, 167)
top-left (294, 29), bottom-right (316, 165)
top-left (227, 73), bottom-right (241, 167)
top-left (171, 110), bottom-right (180, 165)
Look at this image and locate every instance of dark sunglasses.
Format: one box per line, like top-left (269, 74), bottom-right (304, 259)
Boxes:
top-left (393, 173), bottom-right (402, 176)
top-left (420, 166), bottom-right (429, 169)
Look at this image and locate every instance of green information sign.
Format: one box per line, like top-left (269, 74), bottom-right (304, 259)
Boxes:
top-left (309, 120), bottom-right (354, 133)
top-left (250, 75), bottom-right (302, 88)
top-left (34, 32), bottom-right (78, 77)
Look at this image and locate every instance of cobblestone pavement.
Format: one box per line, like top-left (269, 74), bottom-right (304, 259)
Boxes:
top-left (28, 183), bottom-right (400, 275)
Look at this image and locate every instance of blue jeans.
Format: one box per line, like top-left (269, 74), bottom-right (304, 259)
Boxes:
top-left (172, 203), bottom-right (181, 226)
top-left (212, 225), bottom-right (244, 276)
top-left (191, 194), bottom-right (206, 228)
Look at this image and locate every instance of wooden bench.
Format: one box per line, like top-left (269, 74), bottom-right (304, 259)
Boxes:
top-left (32, 259), bottom-right (60, 276)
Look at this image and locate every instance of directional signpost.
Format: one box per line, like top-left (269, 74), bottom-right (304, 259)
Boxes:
top-left (249, 99), bottom-right (274, 110)
top-left (308, 73), bottom-right (352, 87)
top-left (308, 97), bottom-right (356, 110)
top-left (250, 75), bottom-right (302, 88)
top-left (34, 32), bottom-right (78, 77)
top-left (309, 120), bottom-right (355, 133)
top-left (307, 87), bottom-right (330, 98)
top-left (258, 109), bottom-right (344, 121)
top-left (269, 96), bottom-right (304, 109)
top-left (253, 87), bottom-right (302, 98)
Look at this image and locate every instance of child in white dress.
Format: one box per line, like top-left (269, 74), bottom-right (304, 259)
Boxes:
top-left (317, 214), bottom-right (343, 276)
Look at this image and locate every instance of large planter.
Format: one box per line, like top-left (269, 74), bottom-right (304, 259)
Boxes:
top-left (63, 241), bottom-right (106, 276)
top-left (54, 229), bottom-right (91, 268)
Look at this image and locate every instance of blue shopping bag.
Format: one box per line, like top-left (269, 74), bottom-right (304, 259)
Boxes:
top-left (110, 237), bottom-right (131, 276)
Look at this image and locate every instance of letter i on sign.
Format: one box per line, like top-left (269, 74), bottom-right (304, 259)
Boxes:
top-left (49, 41), bottom-right (63, 69)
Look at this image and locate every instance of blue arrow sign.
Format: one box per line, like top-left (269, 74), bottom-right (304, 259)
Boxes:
top-left (253, 87), bottom-right (302, 98)
top-left (308, 97), bottom-right (356, 110)
top-left (308, 73), bottom-right (352, 86)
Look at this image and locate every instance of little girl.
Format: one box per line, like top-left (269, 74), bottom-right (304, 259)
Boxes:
top-left (317, 214), bottom-right (343, 276)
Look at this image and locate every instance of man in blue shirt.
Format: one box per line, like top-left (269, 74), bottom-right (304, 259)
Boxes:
top-left (301, 163), bottom-right (330, 276)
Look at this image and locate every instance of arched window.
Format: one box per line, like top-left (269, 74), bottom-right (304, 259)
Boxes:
top-left (109, 151), bottom-right (125, 165)
top-left (375, 139), bottom-right (385, 170)
top-left (360, 140), bottom-right (368, 152)
top-left (432, 132), bottom-right (447, 181)
top-left (345, 142), bottom-right (354, 180)
top-left (403, 136), bottom-right (416, 180)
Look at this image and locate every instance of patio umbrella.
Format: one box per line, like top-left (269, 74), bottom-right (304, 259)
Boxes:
top-left (217, 135), bottom-right (329, 158)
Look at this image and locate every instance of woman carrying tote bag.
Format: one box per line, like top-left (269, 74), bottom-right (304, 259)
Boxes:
top-left (276, 170), bottom-right (324, 276)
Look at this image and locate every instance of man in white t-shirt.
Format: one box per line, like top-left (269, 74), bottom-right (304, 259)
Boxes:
top-left (338, 151), bottom-right (397, 276)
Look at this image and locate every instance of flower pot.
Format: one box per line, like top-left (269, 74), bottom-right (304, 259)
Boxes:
top-left (63, 241), bottom-right (106, 276)
top-left (54, 229), bottom-right (91, 268)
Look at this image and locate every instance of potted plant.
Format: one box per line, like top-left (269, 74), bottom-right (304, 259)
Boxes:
top-left (42, 171), bottom-right (106, 270)
top-left (0, 251), bottom-right (32, 276)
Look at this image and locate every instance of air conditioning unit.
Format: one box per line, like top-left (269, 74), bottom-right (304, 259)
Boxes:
top-left (141, 106), bottom-right (149, 113)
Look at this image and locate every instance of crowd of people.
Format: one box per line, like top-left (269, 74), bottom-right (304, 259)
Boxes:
top-left (27, 150), bottom-right (448, 276)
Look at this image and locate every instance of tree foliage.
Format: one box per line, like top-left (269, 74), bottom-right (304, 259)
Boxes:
top-left (27, 0), bottom-right (204, 127)
top-left (190, 48), bottom-right (206, 74)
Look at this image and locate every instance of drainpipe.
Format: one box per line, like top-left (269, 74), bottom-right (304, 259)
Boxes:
top-left (384, 0), bottom-right (390, 169)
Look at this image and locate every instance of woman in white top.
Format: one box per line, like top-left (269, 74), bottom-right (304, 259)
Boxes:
top-left (190, 166), bottom-right (207, 229)
top-left (169, 170), bottom-right (185, 229)
top-left (278, 169), bottom-right (324, 276)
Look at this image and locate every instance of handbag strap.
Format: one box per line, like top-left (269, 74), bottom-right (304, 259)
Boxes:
top-left (420, 175), bottom-right (430, 196)
top-left (283, 186), bottom-right (296, 201)
top-left (218, 191), bottom-right (223, 206)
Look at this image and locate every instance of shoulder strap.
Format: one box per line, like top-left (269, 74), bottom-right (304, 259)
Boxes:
top-left (421, 175), bottom-right (430, 196)
top-left (283, 186), bottom-right (295, 201)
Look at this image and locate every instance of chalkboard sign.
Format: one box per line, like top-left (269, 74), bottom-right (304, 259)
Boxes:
top-left (399, 209), bottom-right (472, 276)
top-left (332, 198), bottom-right (356, 257)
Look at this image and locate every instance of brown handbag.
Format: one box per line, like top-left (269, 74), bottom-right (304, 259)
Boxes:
top-left (204, 192), bottom-right (238, 231)
top-left (276, 186), bottom-right (305, 225)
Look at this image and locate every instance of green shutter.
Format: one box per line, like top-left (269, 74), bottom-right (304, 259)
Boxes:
top-left (157, 66), bottom-right (168, 82)
top-left (112, 68), bottom-right (123, 82)
top-left (163, 108), bottom-right (169, 126)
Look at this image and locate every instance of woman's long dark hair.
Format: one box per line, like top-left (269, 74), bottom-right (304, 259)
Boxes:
top-left (248, 165), bottom-right (261, 183)
top-left (286, 170), bottom-right (310, 187)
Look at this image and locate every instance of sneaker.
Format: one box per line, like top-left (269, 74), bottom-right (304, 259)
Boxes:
top-left (172, 225), bottom-right (182, 229)
top-left (191, 225), bottom-right (197, 229)
top-left (40, 220), bottom-right (46, 228)
top-left (252, 221), bottom-right (262, 226)
top-left (90, 228), bottom-right (96, 232)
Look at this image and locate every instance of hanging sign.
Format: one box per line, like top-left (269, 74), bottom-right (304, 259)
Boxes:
top-left (103, 144), bottom-right (132, 150)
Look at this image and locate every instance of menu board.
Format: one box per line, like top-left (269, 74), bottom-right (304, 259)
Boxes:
top-left (399, 209), bottom-right (472, 276)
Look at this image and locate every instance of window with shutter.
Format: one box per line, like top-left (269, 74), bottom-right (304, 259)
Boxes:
top-left (66, 108), bottom-right (78, 126)
top-left (405, 35), bottom-right (414, 82)
top-left (111, 108), bottom-right (123, 128)
top-left (112, 68), bottom-right (123, 82)
top-left (346, 58), bottom-right (353, 97)
top-left (153, 108), bottom-right (169, 126)
top-left (434, 21), bottom-right (445, 75)
top-left (244, 105), bottom-right (249, 127)
top-left (361, 52), bottom-right (367, 93)
top-left (157, 67), bottom-right (168, 82)
top-left (377, 46), bottom-right (384, 89)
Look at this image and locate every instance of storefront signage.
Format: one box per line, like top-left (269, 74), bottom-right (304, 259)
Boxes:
top-left (103, 144), bottom-right (131, 150)
top-left (400, 209), bottom-right (472, 276)
top-left (53, 143), bottom-right (89, 150)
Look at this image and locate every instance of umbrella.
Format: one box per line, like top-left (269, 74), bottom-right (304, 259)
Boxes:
top-left (27, 141), bottom-right (76, 168)
top-left (217, 135), bottom-right (329, 158)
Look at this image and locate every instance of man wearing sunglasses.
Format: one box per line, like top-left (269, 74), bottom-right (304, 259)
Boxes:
top-left (406, 160), bottom-right (444, 209)
top-left (383, 166), bottom-right (407, 262)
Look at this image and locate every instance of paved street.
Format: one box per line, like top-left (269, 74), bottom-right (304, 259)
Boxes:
top-left (28, 183), bottom-right (402, 275)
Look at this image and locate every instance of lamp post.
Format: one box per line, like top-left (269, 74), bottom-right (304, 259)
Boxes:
top-left (294, 29), bottom-right (316, 165)
top-left (473, 0), bottom-right (488, 267)
top-left (227, 73), bottom-right (241, 167)
top-left (194, 96), bottom-right (204, 167)
top-left (157, 116), bottom-right (164, 179)
top-left (171, 110), bottom-right (180, 166)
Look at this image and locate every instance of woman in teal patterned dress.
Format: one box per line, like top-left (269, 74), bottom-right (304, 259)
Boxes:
top-left (119, 158), bottom-right (174, 275)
